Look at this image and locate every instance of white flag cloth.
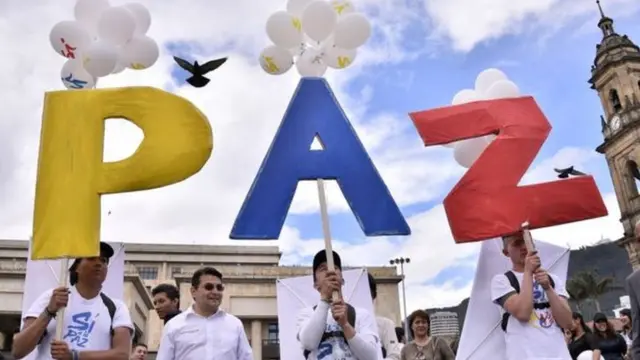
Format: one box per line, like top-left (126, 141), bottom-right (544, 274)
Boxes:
top-left (276, 268), bottom-right (383, 360)
top-left (455, 238), bottom-right (570, 360)
top-left (19, 242), bottom-right (126, 360)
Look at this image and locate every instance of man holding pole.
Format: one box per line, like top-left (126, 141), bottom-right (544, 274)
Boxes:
top-left (296, 249), bottom-right (380, 360)
top-left (491, 231), bottom-right (573, 360)
top-left (12, 242), bottom-right (133, 360)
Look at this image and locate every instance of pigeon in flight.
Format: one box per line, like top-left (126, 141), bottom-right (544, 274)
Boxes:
top-left (173, 56), bottom-right (228, 88)
top-left (554, 166), bottom-right (586, 179)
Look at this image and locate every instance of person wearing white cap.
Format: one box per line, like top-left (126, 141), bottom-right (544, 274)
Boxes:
top-left (13, 242), bottom-right (134, 360)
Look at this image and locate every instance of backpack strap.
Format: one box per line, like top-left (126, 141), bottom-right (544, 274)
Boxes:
top-left (501, 271), bottom-right (520, 332)
top-left (346, 303), bottom-right (356, 328)
top-left (504, 271), bottom-right (519, 293)
top-left (99, 293), bottom-right (116, 337)
top-left (500, 271), bottom-right (556, 332)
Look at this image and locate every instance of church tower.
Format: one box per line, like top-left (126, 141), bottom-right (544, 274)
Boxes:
top-left (591, 1), bottom-right (640, 267)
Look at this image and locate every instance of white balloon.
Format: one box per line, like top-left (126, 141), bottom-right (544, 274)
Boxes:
top-left (485, 79), bottom-right (520, 99)
top-left (259, 45), bottom-right (294, 75)
top-left (452, 89), bottom-right (479, 105)
top-left (61, 59), bottom-right (96, 90)
top-left (289, 42), bottom-right (308, 57)
top-left (121, 35), bottom-right (159, 70)
top-left (49, 21), bottom-right (91, 59)
top-left (286, 0), bottom-right (313, 17)
top-left (333, 13), bottom-right (371, 49)
top-left (323, 43), bottom-right (356, 69)
top-left (266, 11), bottom-right (303, 49)
top-left (453, 137), bottom-right (489, 168)
top-left (82, 41), bottom-right (118, 77)
top-left (111, 57), bottom-right (126, 74)
top-left (74, 0), bottom-right (110, 35)
top-left (577, 351), bottom-right (604, 360)
top-left (296, 47), bottom-right (327, 77)
top-left (484, 134), bottom-right (497, 144)
top-left (330, 0), bottom-right (355, 16)
top-left (475, 68), bottom-right (508, 97)
top-left (302, 1), bottom-right (337, 42)
top-left (98, 6), bottom-right (136, 45)
top-left (123, 3), bottom-right (152, 35)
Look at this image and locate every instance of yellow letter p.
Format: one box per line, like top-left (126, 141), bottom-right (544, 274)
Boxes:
top-left (32, 87), bottom-right (213, 259)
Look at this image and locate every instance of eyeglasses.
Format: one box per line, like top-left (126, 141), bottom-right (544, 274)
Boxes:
top-left (203, 283), bottom-right (225, 291)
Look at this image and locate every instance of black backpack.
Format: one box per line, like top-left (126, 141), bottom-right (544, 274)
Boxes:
top-left (500, 271), bottom-right (555, 332)
top-left (38, 292), bottom-right (116, 343)
top-left (303, 304), bottom-right (357, 359)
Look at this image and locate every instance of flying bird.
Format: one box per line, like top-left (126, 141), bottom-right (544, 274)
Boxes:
top-left (554, 166), bottom-right (586, 179)
top-left (173, 56), bottom-right (228, 88)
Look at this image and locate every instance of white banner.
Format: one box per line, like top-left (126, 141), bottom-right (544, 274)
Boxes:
top-left (456, 238), bottom-right (570, 360)
top-left (276, 268), bottom-right (382, 360)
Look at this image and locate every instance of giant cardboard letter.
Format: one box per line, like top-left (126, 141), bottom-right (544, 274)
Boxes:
top-left (410, 97), bottom-right (607, 243)
top-left (33, 87), bottom-right (213, 259)
top-left (231, 78), bottom-right (409, 239)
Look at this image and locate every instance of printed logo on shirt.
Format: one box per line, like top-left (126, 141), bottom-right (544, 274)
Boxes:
top-left (529, 281), bottom-right (555, 329)
top-left (63, 312), bottom-right (98, 348)
top-left (317, 324), bottom-right (355, 360)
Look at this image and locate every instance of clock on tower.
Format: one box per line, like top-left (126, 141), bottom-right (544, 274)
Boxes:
top-left (591, 1), bottom-right (640, 268)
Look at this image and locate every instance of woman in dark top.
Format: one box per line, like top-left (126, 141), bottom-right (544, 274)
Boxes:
top-left (592, 312), bottom-right (627, 360)
top-left (568, 312), bottom-right (601, 360)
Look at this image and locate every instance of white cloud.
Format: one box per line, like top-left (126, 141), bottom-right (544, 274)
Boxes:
top-left (0, 0), bottom-right (628, 320)
top-left (422, 0), bottom-right (640, 52)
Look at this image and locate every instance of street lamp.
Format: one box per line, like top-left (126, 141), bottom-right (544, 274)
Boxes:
top-left (390, 257), bottom-right (410, 340)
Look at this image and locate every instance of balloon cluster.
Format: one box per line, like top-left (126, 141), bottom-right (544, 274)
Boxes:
top-left (258, 0), bottom-right (372, 77)
top-left (447, 68), bottom-right (521, 168)
top-left (50, 0), bottom-right (160, 90)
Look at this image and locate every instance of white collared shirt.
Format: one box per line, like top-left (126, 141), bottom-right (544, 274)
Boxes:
top-left (156, 305), bottom-right (253, 360)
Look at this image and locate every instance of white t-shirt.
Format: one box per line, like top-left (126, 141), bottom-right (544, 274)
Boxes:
top-left (376, 316), bottom-right (401, 360)
top-left (297, 304), bottom-right (381, 360)
top-left (491, 271), bottom-right (571, 360)
top-left (23, 286), bottom-right (134, 359)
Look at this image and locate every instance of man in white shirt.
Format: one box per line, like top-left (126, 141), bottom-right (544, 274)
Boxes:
top-left (490, 232), bottom-right (573, 360)
top-left (367, 272), bottom-right (401, 360)
top-left (156, 266), bottom-right (252, 360)
top-left (296, 250), bottom-right (380, 360)
top-left (13, 242), bottom-right (134, 360)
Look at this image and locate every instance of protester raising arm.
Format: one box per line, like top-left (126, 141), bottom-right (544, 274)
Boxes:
top-left (333, 300), bottom-right (379, 360)
top-left (536, 270), bottom-right (573, 330)
top-left (491, 252), bottom-right (539, 321)
top-left (13, 288), bottom-right (67, 359)
top-left (297, 269), bottom-right (341, 350)
top-left (297, 301), bottom-right (330, 350)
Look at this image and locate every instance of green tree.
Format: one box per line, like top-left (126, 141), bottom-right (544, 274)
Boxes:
top-left (568, 270), bottom-right (619, 312)
top-left (566, 277), bottom-right (589, 312)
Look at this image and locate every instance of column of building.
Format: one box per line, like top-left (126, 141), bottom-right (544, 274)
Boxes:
top-left (251, 320), bottom-right (262, 360)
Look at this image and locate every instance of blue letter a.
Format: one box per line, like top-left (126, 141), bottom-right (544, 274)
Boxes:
top-left (230, 78), bottom-right (410, 239)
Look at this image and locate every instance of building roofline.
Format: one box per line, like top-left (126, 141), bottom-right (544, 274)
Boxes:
top-left (0, 239), bottom-right (281, 256)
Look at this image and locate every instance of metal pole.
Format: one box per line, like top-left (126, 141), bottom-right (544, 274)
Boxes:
top-left (400, 262), bottom-right (410, 340)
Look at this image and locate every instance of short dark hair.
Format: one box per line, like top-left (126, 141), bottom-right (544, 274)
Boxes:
top-left (152, 283), bottom-right (180, 301)
top-left (191, 267), bottom-right (223, 288)
top-left (408, 309), bottom-right (431, 338)
top-left (133, 343), bottom-right (147, 349)
top-left (394, 326), bottom-right (404, 342)
top-left (367, 272), bottom-right (377, 300)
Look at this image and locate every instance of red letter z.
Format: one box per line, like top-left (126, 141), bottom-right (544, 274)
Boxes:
top-left (410, 97), bottom-right (608, 243)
